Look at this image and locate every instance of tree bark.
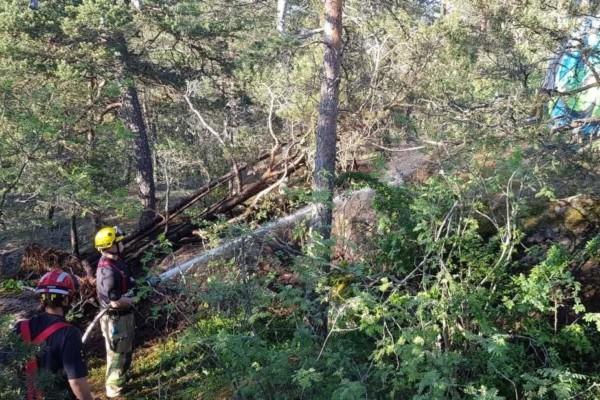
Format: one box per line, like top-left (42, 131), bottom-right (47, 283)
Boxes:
top-left (91, 212), bottom-right (102, 231)
top-left (116, 35), bottom-right (157, 228)
top-left (120, 84), bottom-right (157, 227)
top-left (311, 0), bottom-right (343, 338)
top-left (313, 0), bottom-right (342, 241)
top-left (277, 0), bottom-right (288, 33)
top-left (70, 214), bottom-right (80, 257)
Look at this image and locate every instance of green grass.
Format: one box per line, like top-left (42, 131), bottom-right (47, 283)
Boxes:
top-left (88, 319), bottom-right (235, 400)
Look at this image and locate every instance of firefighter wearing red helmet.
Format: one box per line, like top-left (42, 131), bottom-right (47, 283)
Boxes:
top-left (14, 268), bottom-right (96, 400)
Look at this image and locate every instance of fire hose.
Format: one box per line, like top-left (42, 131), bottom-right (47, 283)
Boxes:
top-left (81, 307), bottom-right (107, 344)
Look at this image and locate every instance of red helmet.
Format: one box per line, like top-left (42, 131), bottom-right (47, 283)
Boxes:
top-left (35, 269), bottom-right (79, 297)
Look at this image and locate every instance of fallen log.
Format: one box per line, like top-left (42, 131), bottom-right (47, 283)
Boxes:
top-left (127, 151), bottom-right (273, 243)
top-left (83, 151), bottom-right (377, 269)
top-left (82, 150), bottom-right (298, 266)
top-left (154, 188), bottom-right (374, 283)
top-left (124, 154), bottom-right (306, 263)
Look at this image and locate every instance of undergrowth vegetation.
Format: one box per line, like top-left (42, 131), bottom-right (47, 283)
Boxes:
top-left (85, 157), bottom-right (600, 399)
top-left (4, 153), bottom-right (600, 399)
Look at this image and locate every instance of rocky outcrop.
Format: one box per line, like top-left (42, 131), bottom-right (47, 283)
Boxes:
top-left (523, 196), bottom-right (600, 249)
top-left (0, 290), bottom-right (38, 320)
top-left (577, 259), bottom-right (600, 312)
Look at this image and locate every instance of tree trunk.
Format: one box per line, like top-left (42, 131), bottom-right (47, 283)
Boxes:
top-left (311, 0), bottom-right (343, 338)
top-left (116, 35), bottom-right (157, 228)
top-left (91, 212), bottom-right (102, 231)
top-left (121, 84), bottom-right (157, 227)
top-left (277, 0), bottom-right (288, 33)
top-left (70, 214), bottom-right (80, 257)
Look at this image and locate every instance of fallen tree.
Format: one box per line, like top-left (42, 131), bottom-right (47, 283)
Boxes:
top-left (82, 149), bottom-right (306, 267)
top-left (154, 188), bottom-right (374, 283)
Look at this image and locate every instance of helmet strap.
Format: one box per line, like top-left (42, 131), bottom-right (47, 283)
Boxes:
top-left (40, 293), bottom-right (70, 316)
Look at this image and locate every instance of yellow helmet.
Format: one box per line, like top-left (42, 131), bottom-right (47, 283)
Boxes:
top-left (95, 226), bottom-right (126, 251)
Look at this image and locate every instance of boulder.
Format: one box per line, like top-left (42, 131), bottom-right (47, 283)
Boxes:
top-left (385, 151), bottom-right (433, 186)
top-left (0, 290), bottom-right (38, 321)
top-left (0, 248), bottom-right (24, 278)
top-left (576, 259), bottom-right (600, 312)
top-left (332, 189), bottom-right (377, 262)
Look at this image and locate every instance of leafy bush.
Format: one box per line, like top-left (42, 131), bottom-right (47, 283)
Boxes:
top-left (176, 167), bottom-right (600, 400)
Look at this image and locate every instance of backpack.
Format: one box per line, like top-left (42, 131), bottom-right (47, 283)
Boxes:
top-left (19, 320), bottom-right (70, 400)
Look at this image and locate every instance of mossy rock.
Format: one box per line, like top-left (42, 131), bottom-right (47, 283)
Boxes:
top-left (522, 196), bottom-right (600, 246)
top-left (521, 198), bottom-right (553, 232)
top-left (562, 197), bottom-right (600, 233)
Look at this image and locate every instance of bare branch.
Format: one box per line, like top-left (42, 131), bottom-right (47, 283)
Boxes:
top-left (183, 94), bottom-right (227, 148)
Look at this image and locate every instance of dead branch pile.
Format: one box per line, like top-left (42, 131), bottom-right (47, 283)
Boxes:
top-left (21, 244), bottom-right (84, 277)
top-left (78, 276), bottom-right (97, 300)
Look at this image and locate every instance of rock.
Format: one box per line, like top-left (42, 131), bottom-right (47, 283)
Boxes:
top-left (155, 244), bottom-right (206, 273)
top-left (0, 248), bottom-right (24, 278)
top-left (523, 196), bottom-right (600, 249)
top-left (0, 290), bottom-right (38, 321)
top-left (331, 151), bottom-right (432, 261)
top-left (562, 197), bottom-right (600, 234)
top-left (558, 237), bottom-right (574, 249)
top-left (385, 151), bottom-right (432, 186)
top-left (576, 259), bottom-right (600, 312)
top-left (332, 189), bottom-right (377, 262)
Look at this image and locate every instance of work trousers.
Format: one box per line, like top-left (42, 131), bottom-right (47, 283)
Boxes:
top-left (100, 311), bottom-right (135, 398)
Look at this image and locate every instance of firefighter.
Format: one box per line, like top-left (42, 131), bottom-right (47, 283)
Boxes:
top-left (94, 226), bottom-right (136, 398)
top-left (15, 269), bottom-right (95, 400)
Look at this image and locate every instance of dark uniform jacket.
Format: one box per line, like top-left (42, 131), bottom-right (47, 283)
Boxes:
top-left (96, 255), bottom-right (135, 309)
top-left (14, 313), bottom-right (88, 398)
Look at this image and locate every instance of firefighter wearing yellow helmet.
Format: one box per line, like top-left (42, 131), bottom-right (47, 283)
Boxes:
top-left (94, 226), bottom-right (126, 251)
top-left (94, 226), bottom-right (136, 398)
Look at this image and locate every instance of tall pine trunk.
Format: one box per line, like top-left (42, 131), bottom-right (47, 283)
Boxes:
top-left (311, 0), bottom-right (343, 338)
top-left (116, 35), bottom-right (157, 228)
top-left (120, 84), bottom-right (157, 227)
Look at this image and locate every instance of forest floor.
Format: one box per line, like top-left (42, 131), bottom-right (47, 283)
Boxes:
top-left (87, 326), bottom-right (233, 399)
